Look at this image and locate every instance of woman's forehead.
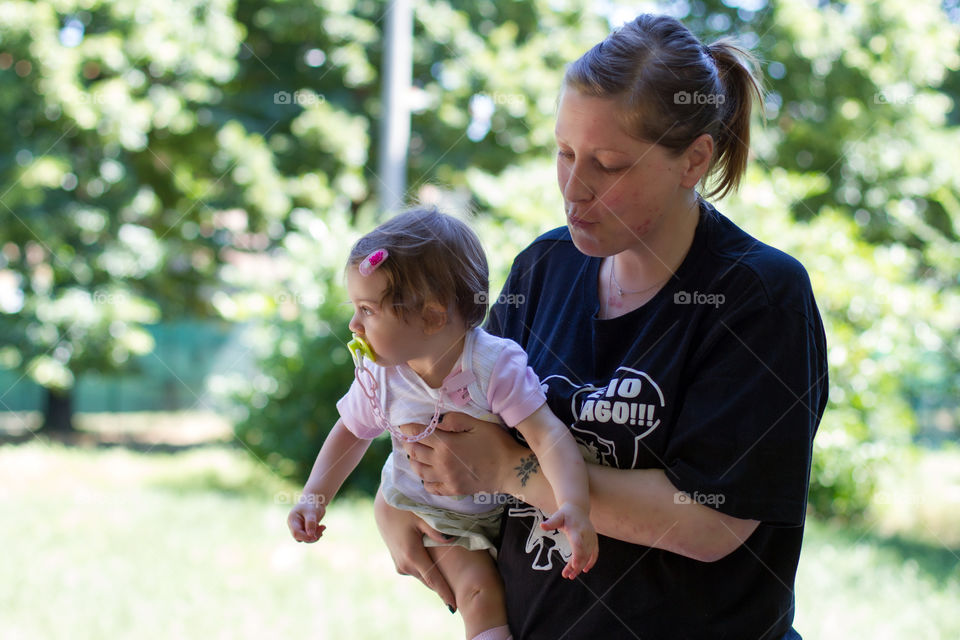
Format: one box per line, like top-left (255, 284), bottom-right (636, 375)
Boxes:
top-left (555, 90), bottom-right (636, 148)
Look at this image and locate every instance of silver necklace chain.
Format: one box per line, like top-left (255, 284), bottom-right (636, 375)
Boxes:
top-left (609, 256), bottom-right (668, 297)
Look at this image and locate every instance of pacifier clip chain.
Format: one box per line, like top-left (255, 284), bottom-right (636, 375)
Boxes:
top-left (347, 334), bottom-right (456, 443)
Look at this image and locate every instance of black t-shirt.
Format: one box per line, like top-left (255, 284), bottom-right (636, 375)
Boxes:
top-left (485, 202), bottom-right (828, 640)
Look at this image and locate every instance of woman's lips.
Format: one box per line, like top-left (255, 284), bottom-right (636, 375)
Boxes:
top-left (567, 215), bottom-right (596, 228)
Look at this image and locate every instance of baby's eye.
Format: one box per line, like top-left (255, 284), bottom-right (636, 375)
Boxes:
top-left (360, 306), bottom-right (374, 316)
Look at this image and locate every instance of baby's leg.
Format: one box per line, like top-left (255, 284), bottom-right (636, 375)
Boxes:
top-left (426, 544), bottom-right (511, 640)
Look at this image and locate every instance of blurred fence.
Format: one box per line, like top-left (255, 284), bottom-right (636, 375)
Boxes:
top-left (0, 321), bottom-right (248, 412)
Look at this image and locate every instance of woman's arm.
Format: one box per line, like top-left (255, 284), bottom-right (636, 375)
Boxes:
top-left (407, 414), bottom-right (759, 562)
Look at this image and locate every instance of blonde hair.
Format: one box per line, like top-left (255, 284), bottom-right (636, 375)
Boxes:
top-left (348, 206), bottom-right (489, 328)
top-left (564, 14), bottom-right (763, 199)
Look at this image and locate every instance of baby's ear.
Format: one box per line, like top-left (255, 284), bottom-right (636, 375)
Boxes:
top-left (420, 302), bottom-right (448, 335)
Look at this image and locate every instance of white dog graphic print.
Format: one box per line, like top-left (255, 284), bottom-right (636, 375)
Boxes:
top-left (509, 367), bottom-right (665, 571)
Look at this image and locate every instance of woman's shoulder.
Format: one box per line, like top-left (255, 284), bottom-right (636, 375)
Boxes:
top-left (516, 226), bottom-right (578, 259)
top-left (697, 203), bottom-right (817, 318)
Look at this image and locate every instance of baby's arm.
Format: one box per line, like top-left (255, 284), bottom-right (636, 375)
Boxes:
top-left (288, 418), bottom-right (372, 542)
top-left (514, 404), bottom-right (598, 579)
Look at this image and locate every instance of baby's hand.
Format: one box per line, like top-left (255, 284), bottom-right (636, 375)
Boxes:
top-left (287, 494), bottom-right (327, 543)
top-left (540, 502), bottom-right (598, 579)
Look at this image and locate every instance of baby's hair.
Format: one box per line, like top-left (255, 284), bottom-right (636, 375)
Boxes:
top-left (348, 206), bottom-right (489, 328)
top-left (564, 14), bottom-right (763, 199)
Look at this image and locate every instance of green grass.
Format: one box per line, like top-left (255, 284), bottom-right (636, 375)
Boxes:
top-left (1, 437), bottom-right (958, 639)
top-left (0, 441), bottom-right (462, 640)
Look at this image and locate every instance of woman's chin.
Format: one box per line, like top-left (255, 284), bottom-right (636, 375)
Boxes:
top-left (567, 224), bottom-right (610, 258)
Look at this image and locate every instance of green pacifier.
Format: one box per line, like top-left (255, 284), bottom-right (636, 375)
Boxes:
top-left (347, 334), bottom-right (376, 366)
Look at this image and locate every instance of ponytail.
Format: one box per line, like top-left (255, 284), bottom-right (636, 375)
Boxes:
top-left (704, 39), bottom-right (764, 200)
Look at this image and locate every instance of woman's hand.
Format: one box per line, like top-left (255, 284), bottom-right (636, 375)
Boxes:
top-left (399, 413), bottom-right (523, 497)
top-left (372, 489), bottom-right (457, 611)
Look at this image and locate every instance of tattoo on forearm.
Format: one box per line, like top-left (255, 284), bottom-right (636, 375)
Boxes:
top-left (514, 454), bottom-right (540, 487)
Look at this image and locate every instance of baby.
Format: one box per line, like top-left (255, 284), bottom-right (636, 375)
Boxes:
top-left (287, 206), bottom-right (597, 640)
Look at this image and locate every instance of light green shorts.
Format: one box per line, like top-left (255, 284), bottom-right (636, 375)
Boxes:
top-left (381, 470), bottom-right (503, 556)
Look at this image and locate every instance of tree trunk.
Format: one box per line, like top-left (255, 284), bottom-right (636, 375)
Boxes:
top-left (43, 387), bottom-right (75, 433)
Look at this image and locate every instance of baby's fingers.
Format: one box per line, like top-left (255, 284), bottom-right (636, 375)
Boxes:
top-left (562, 554), bottom-right (583, 580)
top-left (581, 538), bottom-right (599, 574)
top-left (304, 511), bottom-right (319, 538)
top-left (540, 510), bottom-right (565, 532)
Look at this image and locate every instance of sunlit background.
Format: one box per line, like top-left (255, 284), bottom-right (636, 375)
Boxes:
top-left (1, 0), bottom-right (958, 638)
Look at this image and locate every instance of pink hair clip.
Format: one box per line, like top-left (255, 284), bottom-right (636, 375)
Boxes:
top-left (358, 249), bottom-right (388, 276)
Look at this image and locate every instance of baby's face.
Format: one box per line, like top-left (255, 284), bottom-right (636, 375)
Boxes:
top-left (345, 266), bottom-right (427, 367)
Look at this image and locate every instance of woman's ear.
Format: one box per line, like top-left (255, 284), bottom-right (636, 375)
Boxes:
top-left (680, 133), bottom-right (714, 188)
top-left (420, 302), bottom-right (449, 335)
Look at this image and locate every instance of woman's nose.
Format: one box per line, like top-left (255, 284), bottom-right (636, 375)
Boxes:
top-left (561, 162), bottom-right (594, 203)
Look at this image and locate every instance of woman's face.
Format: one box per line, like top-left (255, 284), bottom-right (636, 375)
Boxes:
top-left (555, 88), bottom-right (690, 257)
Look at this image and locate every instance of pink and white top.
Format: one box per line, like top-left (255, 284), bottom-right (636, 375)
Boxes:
top-left (336, 327), bottom-right (546, 514)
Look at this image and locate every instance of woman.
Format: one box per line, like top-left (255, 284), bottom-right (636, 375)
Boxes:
top-left (376, 14), bottom-right (828, 640)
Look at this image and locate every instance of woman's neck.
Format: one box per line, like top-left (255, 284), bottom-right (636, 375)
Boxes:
top-left (407, 326), bottom-right (469, 389)
top-left (599, 195), bottom-right (701, 319)
top-left (618, 195), bottom-right (700, 286)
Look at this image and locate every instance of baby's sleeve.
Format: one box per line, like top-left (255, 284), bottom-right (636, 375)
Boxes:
top-left (336, 376), bottom-right (387, 440)
top-left (486, 340), bottom-right (547, 428)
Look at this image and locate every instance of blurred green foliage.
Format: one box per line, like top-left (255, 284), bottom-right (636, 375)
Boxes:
top-left (1, 0), bottom-right (958, 518)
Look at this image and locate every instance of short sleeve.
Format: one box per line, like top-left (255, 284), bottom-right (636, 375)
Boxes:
top-left (665, 305), bottom-right (827, 526)
top-left (336, 376), bottom-right (388, 440)
top-left (486, 340), bottom-right (547, 428)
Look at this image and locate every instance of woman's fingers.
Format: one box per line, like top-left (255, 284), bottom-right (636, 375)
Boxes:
top-left (434, 412), bottom-right (475, 433)
top-left (396, 541), bottom-right (456, 610)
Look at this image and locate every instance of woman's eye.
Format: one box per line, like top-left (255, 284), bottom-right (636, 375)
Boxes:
top-left (557, 150), bottom-right (574, 160)
top-left (598, 162), bottom-right (627, 174)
